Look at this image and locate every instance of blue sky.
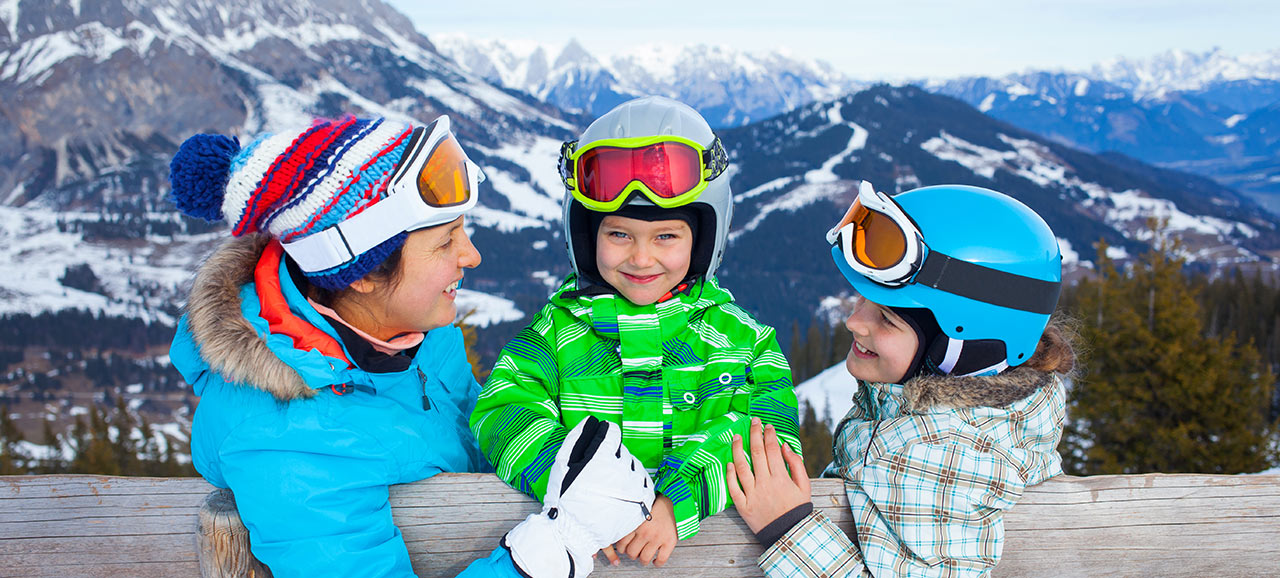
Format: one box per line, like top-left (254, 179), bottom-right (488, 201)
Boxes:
top-left (387, 0), bottom-right (1280, 79)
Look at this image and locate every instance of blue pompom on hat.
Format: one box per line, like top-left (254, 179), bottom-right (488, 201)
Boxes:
top-left (169, 134), bottom-right (240, 222)
top-left (168, 117), bottom-right (418, 290)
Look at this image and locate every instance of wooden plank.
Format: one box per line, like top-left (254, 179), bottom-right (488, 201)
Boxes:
top-left (1, 473), bottom-right (1278, 577)
top-left (996, 474), bottom-right (1280, 577)
top-left (0, 475), bottom-right (211, 577)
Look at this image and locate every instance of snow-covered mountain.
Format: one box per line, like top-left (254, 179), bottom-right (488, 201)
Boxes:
top-left (433, 35), bottom-right (865, 128)
top-left (927, 49), bottom-right (1280, 215)
top-left (1089, 47), bottom-right (1280, 100)
top-left (0, 0), bottom-right (596, 327)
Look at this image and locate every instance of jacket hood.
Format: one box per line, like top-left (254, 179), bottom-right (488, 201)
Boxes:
top-left (900, 365), bottom-right (1053, 412)
top-left (184, 234), bottom-right (318, 401)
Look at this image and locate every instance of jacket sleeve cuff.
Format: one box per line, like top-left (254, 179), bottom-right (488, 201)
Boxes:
top-left (655, 476), bottom-right (701, 540)
top-left (758, 511), bottom-right (865, 578)
top-left (754, 502), bottom-right (813, 549)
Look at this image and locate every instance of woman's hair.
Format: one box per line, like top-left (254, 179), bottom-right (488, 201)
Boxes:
top-left (1022, 314), bottom-right (1080, 376)
top-left (306, 246), bottom-right (405, 309)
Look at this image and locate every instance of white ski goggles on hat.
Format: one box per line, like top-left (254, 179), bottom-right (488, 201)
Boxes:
top-left (828, 180), bottom-right (1060, 315)
top-left (283, 115), bottom-right (483, 273)
top-left (826, 180), bottom-right (923, 287)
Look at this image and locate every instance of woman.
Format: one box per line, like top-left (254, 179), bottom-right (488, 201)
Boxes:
top-left (728, 182), bottom-right (1076, 578)
top-left (169, 115), bottom-right (650, 578)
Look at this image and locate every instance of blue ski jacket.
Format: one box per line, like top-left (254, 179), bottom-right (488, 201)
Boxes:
top-left (172, 236), bottom-right (519, 578)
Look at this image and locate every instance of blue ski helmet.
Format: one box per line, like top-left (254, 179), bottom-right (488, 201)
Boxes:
top-left (830, 183), bottom-right (1062, 371)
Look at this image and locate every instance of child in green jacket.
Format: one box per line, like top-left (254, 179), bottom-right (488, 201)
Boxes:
top-left (471, 96), bottom-right (801, 568)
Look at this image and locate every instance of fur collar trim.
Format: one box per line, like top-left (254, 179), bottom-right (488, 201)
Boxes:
top-left (901, 365), bottom-right (1053, 412)
top-left (185, 235), bottom-right (316, 401)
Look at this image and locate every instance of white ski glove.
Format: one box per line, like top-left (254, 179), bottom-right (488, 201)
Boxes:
top-left (503, 416), bottom-right (656, 578)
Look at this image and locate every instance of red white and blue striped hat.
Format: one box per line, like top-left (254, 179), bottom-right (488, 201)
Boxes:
top-left (168, 116), bottom-right (456, 290)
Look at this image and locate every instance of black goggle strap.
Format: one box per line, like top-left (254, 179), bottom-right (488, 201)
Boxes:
top-left (913, 250), bottom-right (1061, 315)
top-left (558, 140), bottom-right (578, 190)
top-left (703, 137), bottom-right (729, 181)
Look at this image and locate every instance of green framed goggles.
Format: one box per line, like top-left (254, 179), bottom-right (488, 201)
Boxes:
top-left (557, 135), bottom-right (729, 212)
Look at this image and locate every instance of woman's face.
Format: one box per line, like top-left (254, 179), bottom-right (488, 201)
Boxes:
top-left (844, 297), bottom-right (919, 384)
top-left (349, 216), bottom-right (481, 340)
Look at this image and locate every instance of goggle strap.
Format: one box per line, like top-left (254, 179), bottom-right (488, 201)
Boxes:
top-left (703, 137), bottom-right (729, 181)
top-left (914, 251), bottom-right (1061, 315)
top-left (283, 189), bottom-right (418, 272)
top-left (558, 140), bottom-right (578, 190)
top-left (283, 176), bottom-right (478, 273)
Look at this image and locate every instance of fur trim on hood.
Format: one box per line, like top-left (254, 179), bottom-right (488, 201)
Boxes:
top-left (185, 235), bottom-right (316, 401)
top-left (901, 365), bottom-right (1053, 413)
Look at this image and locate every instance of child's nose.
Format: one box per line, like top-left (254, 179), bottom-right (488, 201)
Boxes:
top-left (630, 243), bottom-right (657, 267)
top-left (845, 307), bottom-right (870, 335)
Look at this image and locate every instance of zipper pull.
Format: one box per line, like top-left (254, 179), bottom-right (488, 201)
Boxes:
top-left (418, 368), bottom-right (432, 411)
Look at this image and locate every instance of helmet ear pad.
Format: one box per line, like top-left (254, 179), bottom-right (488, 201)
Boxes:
top-left (923, 336), bottom-right (1009, 378)
top-left (567, 200), bottom-right (605, 286)
top-left (686, 201), bottom-right (717, 280)
top-left (890, 306), bottom-right (1011, 381)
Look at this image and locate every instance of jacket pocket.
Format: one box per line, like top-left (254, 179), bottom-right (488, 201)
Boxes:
top-left (666, 362), bottom-right (748, 416)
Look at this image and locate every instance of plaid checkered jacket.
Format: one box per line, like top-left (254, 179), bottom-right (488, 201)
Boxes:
top-left (471, 275), bottom-right (800, 539)
top-left (760, 366), bottom-right (1066, 578)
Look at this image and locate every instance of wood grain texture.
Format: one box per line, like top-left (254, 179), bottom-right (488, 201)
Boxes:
top-left (2, 473), bottom-right (1277, 577)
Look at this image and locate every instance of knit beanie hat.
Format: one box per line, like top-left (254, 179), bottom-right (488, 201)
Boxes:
top-left (168, 116), bottom-right (417, 290)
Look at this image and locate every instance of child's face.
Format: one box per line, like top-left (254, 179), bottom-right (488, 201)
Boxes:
top-left (843, 297), bottom-right (919, 383)
top-left (596, 215), bottom-right (693, 306)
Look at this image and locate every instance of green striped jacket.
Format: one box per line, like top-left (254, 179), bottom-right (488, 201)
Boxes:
top-left (471, 275), bottom-right (801, 539)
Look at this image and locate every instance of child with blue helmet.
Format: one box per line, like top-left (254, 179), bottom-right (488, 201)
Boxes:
top-left (728, 181), bottom-right (1077, 577)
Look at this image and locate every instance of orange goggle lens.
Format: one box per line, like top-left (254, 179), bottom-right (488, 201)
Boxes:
top-left (415, 133), bottom-right (472, 207)
top-left (835, 199), bottom-right (908, 270)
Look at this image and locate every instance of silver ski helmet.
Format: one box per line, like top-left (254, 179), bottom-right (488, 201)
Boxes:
top-left (559, 96), bottom-right (732, 287)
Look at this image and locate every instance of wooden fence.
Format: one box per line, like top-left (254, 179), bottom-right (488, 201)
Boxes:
top-left (2, 473), bottom-right (1278, 577)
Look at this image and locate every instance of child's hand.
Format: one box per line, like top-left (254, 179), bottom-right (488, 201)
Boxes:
top-left (601, 494), bottom-right (677, 567)
top-left (727, 417), bottom-right (811, 534)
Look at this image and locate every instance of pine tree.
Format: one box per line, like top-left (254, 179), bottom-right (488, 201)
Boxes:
top-left (71, 405), bottom-right (120, 475)
top-left (0, 406), bottom-right (27, 474)
top-left (455, 312), bottom-right (489, 382)
top-left (111, 396), bottom-right (139, 474)
top-left (39, 419), bottom-right (64, 474)
top-left (1062, 237), bottom-right (1278, 474)
top-left (795, 400), bottom-right (834, 477)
